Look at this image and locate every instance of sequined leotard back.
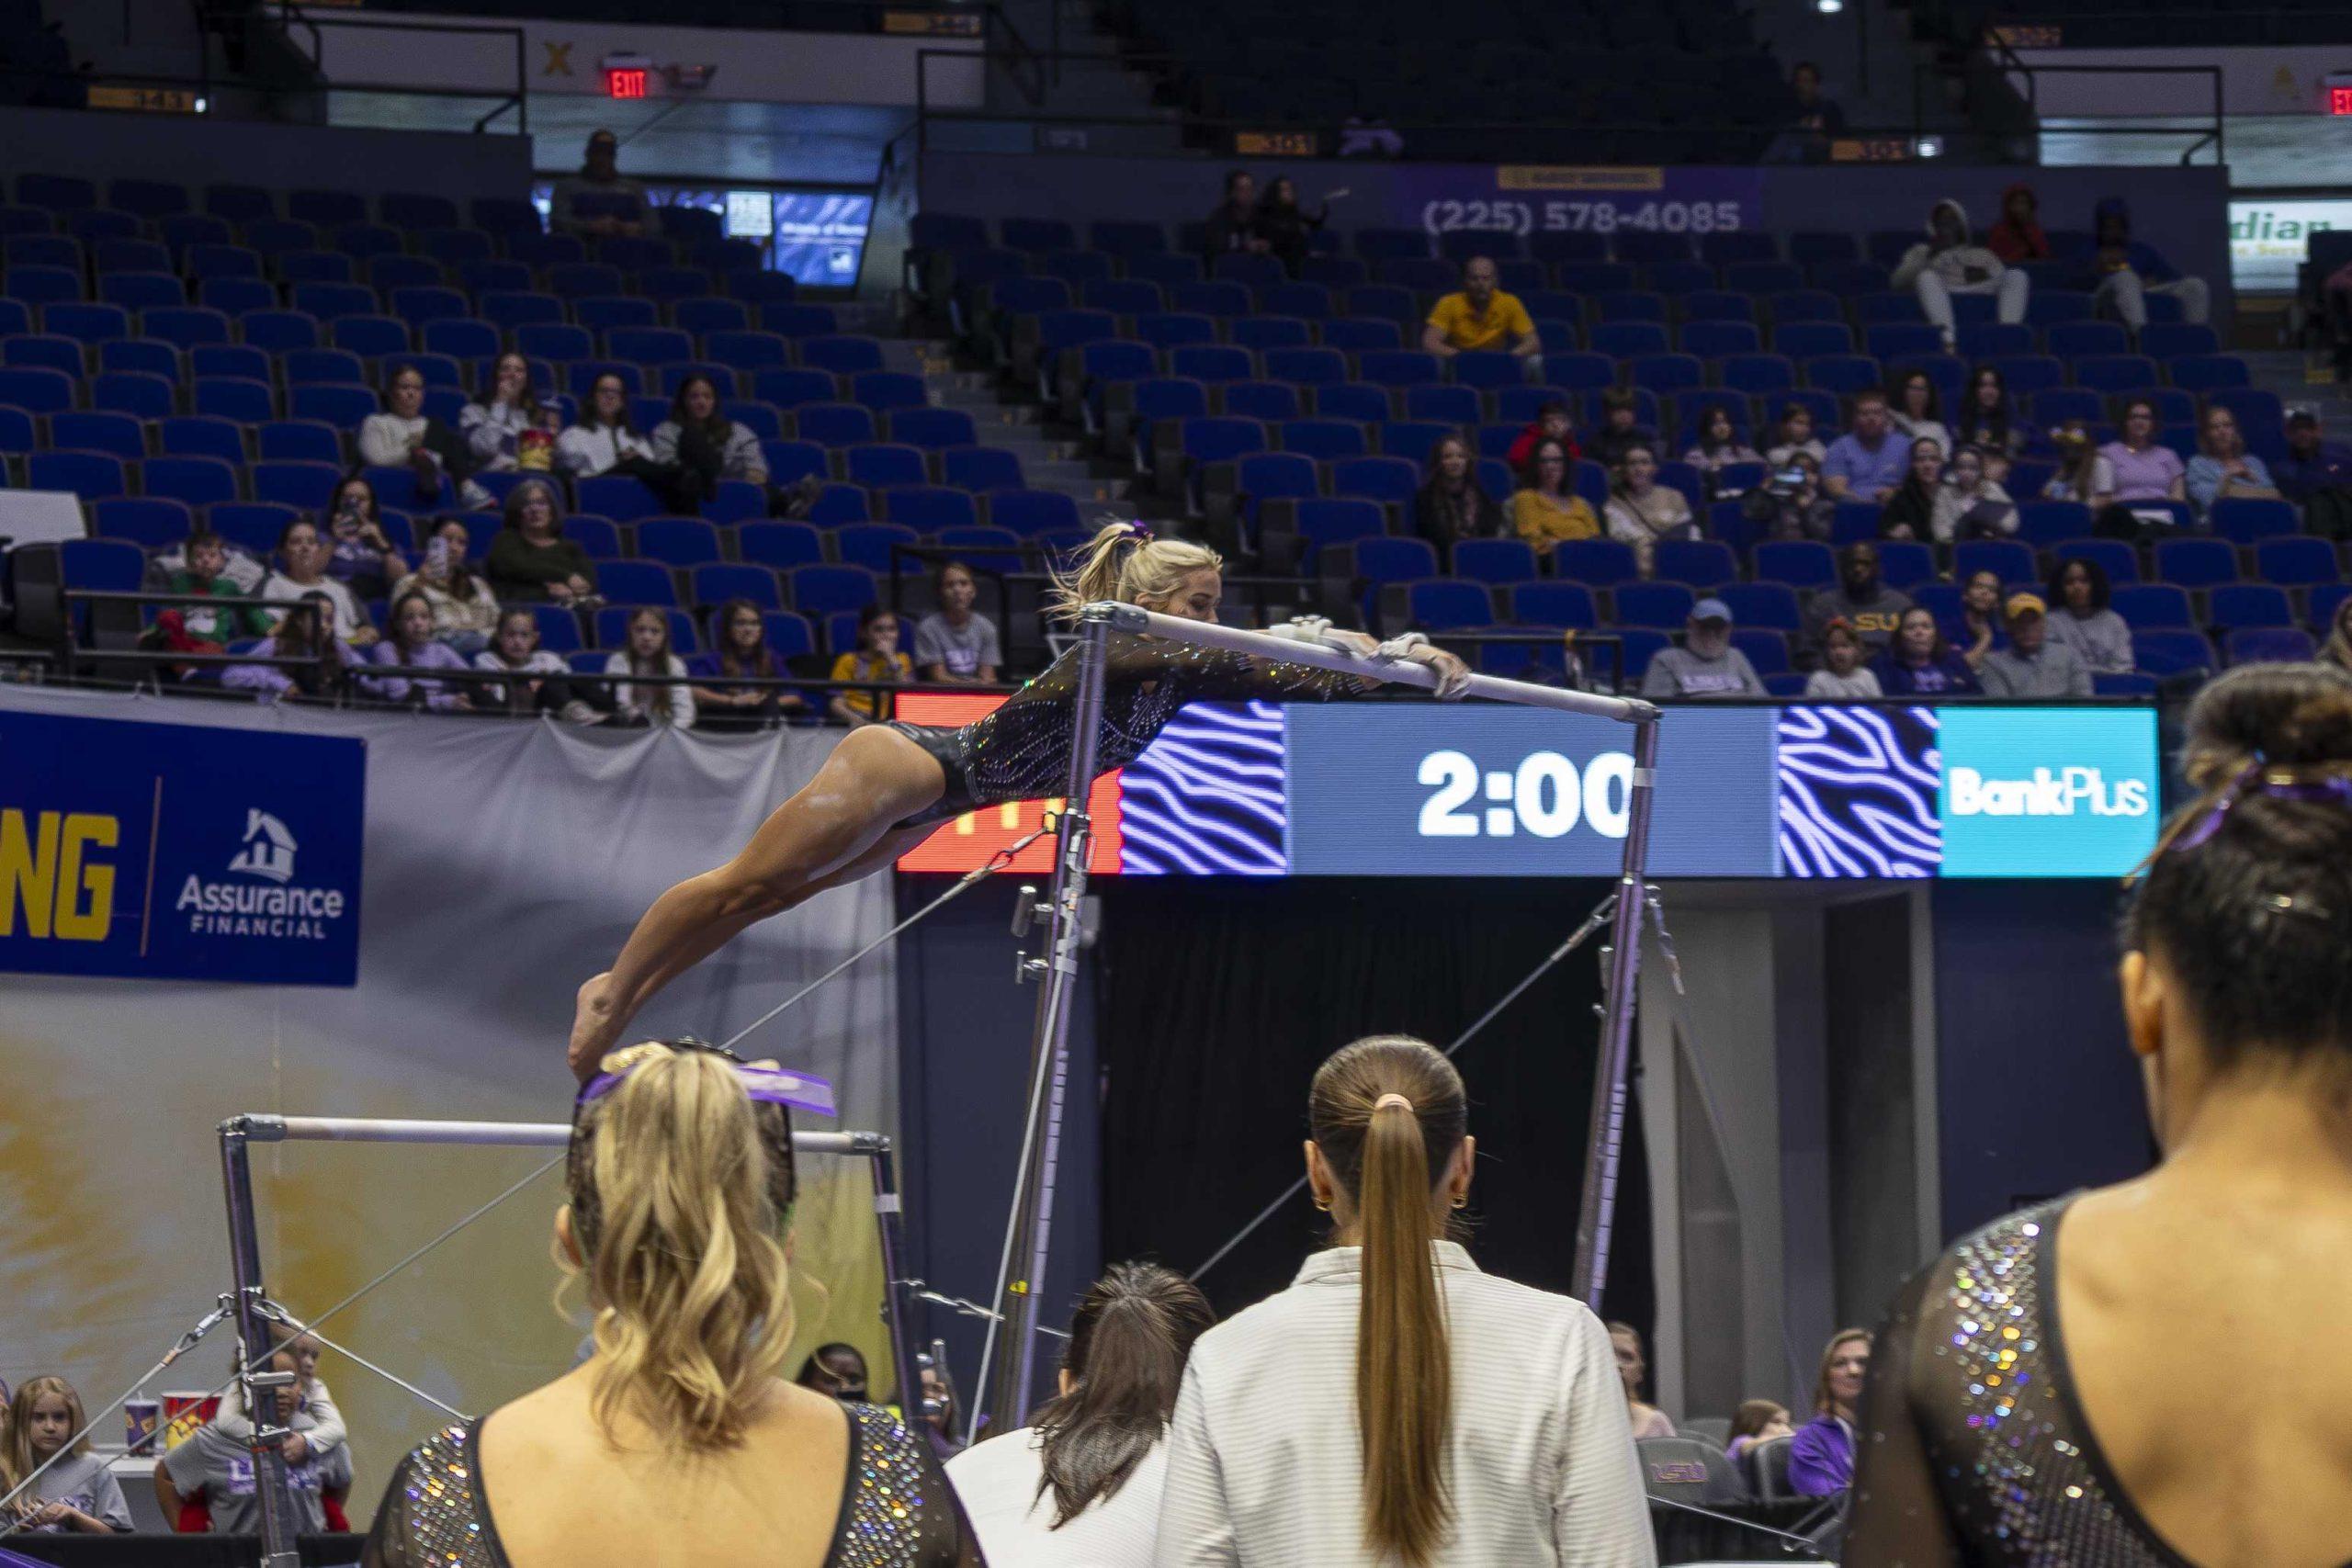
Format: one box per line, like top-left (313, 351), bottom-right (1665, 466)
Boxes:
top-left (888, 629), bottom-right (1367, 825)
top-left (360, 1401), bottom-right (978, 1568)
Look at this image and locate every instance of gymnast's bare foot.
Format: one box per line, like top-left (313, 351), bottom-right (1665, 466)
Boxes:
top-left (570, 973), bottom-right (621, 1081)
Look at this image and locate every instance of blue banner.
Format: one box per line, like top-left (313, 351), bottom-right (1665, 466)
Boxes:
top-left (0, 710), bottom-right (366, 985)
top-left (1388, 164), bottom-right (1767, 245)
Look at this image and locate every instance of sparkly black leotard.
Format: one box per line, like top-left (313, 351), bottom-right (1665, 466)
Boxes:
top-left (887, 629), bottom-right (1368, 826)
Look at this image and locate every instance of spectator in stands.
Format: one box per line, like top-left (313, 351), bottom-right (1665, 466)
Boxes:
top-left (1822, 389), bottom-right (1907, 503)
top-left (605, 607), bottom-right (695, 728)
top-left (1763, 402), bottom-right (1826, 469)
top-left (163, 1365), bottom-right (348, 1534)
top-left (1934, 445), bottom-right (2019, 543)
top-left (474, 608), bottom-right (604, 724)
top-left (1421, 256), bottom-right (1541, 373)
top-left (828, 604), bottom-right (912, 728)
top-left (2187, 403), bottom-right (2282, 525)
top-left (550, 128), bottom-right (650, 239)
top-left (388, 516), bottom-right (500, 656)
top-left (1504, 398), bottom-right (1580, 472)
top-left (223, 594), bottom-right (345, 700)
top-left (1889, 371), bottom-right (1951, 458)
top-left (1510, 436), bottom-right (1600, 557)
top-left (1724, 1401), bottom-right (1795, 1468)
top-left (2101, 397), bottom-right (2188, 520)
top-left (2321, 596), bottom-right (2352, 677)
top-left (2083, 197), bottom-right (2211, 333)
top-left (1743, 450), bottom-right (1835, 543)
top-left (651, 375), bottom-right (769, 502)
top-left (463, 352), bottom-right (560, 477)
top-left (795, 1344), bottom-right (869, 1402)
top-left (1591, 387), bottom-right (1657, 469)
top-left (209, 1321), bottom-right (343, 1483)
top-left (1154, 1036), bottom-right (1653, 1564)
top-left (361, 363), bottom-right (487, 510)
top-left (486, 479), bottom-right (600, 605)
top-left (1804, 543), bottom-right (1912, 660)
top-left (1953, 367), bottom-right (2022, 483)
top-left (1203, 168), bottom-right (1266, 265)
top-left (148, 528), bottom-right (269, 674)
top-left (558, 371), bottom-right (657, 479)
top-left (948, 1261), bottom-right (1215, 1560)
top-left (361, 591), bottom-right (477, 711)
top-left (916, 561), bottom-right (1001, 684)
top-left (264, 518), bottom-right (375, 647)
top-left (1803, 619), bottom-right (1882, 699)
top-left (2042, 421), bottom-right (2116, 510)
top-left (1788, 1329), bottom-right (1871, 1497)
top-left (1682, 404), bottom-right (1762, 499)
top-left (2273, 410), bottom-right (2352, 512)
top-left (323, 472), bottom-right (405, 600)
top-left (2044, 556), bottom-right (2134, 675)
top-left (1770, 62), bottom-right (1846, 163)
top-left (1979, 592), bottom-right (2093, 699)
top-left (6, 1377), bottom-right (126, 1532)
top-left (1984, 182), bottom-right (2049, 265)
top-left (1892, 200), bottom-right (2028, 355)
top-left (689, 599), bottom-right (808, 732)
top-left (1641, 598), bottom-right (1764, 700)
top-left (1872, 606), bottom-right (1981, 696)
top-left (1255, 175), bottom-right (1334, 277)
top-left (1953, 569), bottom-right (2007, 671)
top-left (1603, 443), bottom-right (1695, 576)
top-left (1876, 437), bottom-right (1944, 542)
top-left (1414, 434), bottom-right (1507, 559)
top-left (1606, 1323), bottom-right (1676, 1438)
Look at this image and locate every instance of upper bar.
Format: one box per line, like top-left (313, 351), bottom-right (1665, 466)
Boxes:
top-left (229, 1114), bottom-right (880, 1156)
top-left (1095, 604), bottom-right (1658, 725)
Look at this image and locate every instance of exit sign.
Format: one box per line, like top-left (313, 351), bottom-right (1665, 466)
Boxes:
top-left (605, 65), bottom-right (648, 98)
top-left (2331, 73), bottom-right (2352, 115)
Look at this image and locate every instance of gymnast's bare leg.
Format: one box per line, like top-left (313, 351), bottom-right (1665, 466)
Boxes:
top-left (569, 724), bottom-right (945, 1077)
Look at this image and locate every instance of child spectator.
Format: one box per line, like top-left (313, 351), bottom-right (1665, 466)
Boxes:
top-left (1509, 436), bottom-right (1600, 556)
top-left (1877, 437), bottom-right (1944, 542)
top-left (1871, 606), bottom-right (1981, 696)
top-left (558, 371), bottom-right (658, 479)
top-left (473, 607), bottom-right (603, 721)
top-left (1640, 599), bottom-right (1760, 700)
top-left (157, 1349), bottom-right (349, 1534)
top-left (604, 607), bottom-right (695, 728)
top-left (1413, 434), bottom-right (1507, 559)
top-left (1952, 569), bottom-right (2007, 671)
top-left (828, 604), bottom-right (913, 727)
top-left (461, 351), bottom-right (560, 476)
top-left (2042, 422), bottom-right (2116, 509)
top-left (689, 598), bottom-right (808, 731)
top-left (1590, 386), bottom-right (1656, 468)
top-left (1725, 1400), bottom-right (1797, 1466)
top-left (1822, 390), bottom-right (1907, 502)
top-left (210, 1324), bottom-right (345, 1467)
top-left (1763, 402), bottom-right (1826, 468)
top-left (1892, 199), bottom-right (2028, 354)
top-left (1803, 619), bottom-right (1882, 699)
top-left (147, 529), bottom-right (270, 674)
top-left (262, 518), bottom-right (375, 647)
top-left (6, 1377), bottom-right (128, 1532)
top-left (1889, 370), bottom-right (1951, 459)
top-left (223, 594), bottom-right (346, 700)
top-left (359, 363), bottom-right (487, 511)
top-left (322, 472), bottom-right (405, 599)
top-left (1951, 367), bottom-right (2022, 483)
top-left (1503, 398), bottom-right (1579, 471)
top-left (388, 515), bottom-right (501, 655)
top-left (1932, 445), bottom-right (2019, 543)
top-left (1603, 443), bottom-right (1695, 576)
top-left (486, 479), bottom-right (599, 605)
top-left (1681, 403), bottom-right (1762, 497)
top-left (550, 128), bottom-right (650, 239)
top-left (2044, 557), bottom-right (2134, 674)
top-left (1984, 182), bottom-right (2048, 263)
top-left (915, 560), bottom-right (1001, 684)
top-left (1744, 450), bottom-right (1835, 543)
top-left (650, 375), bottom-right (768, 502)
top-left (2186, 402), bottom-right (2282, 525)
top-left (361, 591), bottom-right (477, 711)
top-left (2082, 197), bottom-right (2211, 332)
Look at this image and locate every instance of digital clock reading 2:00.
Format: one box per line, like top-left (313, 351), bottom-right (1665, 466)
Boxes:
top-left (1416, 749), bottom-right (1633, 840)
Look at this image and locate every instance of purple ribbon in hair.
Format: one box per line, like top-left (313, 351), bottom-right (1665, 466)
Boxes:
top-left (2169, 760), bottom-right (2352, 854)
top-left (576, 1058), bottom-right (838, 1118)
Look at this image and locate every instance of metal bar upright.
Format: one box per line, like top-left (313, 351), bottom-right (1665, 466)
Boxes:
top-left (1568, 715), bottom-right (1663, 1308)
top-left (975, 607), bottom-right (1113, 1432)
top-left (218, 1119), bottom-right (303, 1568)
top-left (868, 1141), bottom-right (928, 1433)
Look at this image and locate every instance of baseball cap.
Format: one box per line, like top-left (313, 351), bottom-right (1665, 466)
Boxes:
top-left (1690, 597), bottom-right (1734, 625)
top-left (2289, 409), bottom-right (2320, 429)
top-left (2005, 592), bottom-right (2047, 620)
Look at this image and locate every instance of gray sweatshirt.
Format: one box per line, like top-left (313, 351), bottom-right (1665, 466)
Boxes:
top-left (1641, 645), bottom-right (1765, 699)
top-left (1803, 584), bottom-right (1913, 656)
top-left (1981, 641), bottom-right (2094, 698)
top-left (2042, 607), bottom-right (2135, 675)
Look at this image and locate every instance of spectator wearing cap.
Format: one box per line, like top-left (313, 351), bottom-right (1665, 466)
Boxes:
top-left (2082, 197), bottom-right (2211, 333)
top-left (1803, 618), bottom-right (1883, 699)
top-left (1822, 390), bottom-right (1908, 503)
top-left (1802, 542), bottom-right (1912, 661)
top-left (1640, 598), bottom-right (1765, 699)
top-left (2273, 411), bottom-right (2352, 533)
top-left (1978, 593), bottom-right (2092, 699)
top-left (1422, 256), bottom-right (1542, 375)
top-left (551, 129), bottom-right (650, 238)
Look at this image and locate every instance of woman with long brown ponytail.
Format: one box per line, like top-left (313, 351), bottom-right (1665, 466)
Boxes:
top-left (1154, 1036), bottom-right (1654, 1566)
top-left (361, 1041), bottom-right (981, 1567)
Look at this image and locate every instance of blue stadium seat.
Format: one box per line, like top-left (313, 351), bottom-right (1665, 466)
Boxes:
top-left (333, 315), bottom-right (410, 357)
top-left (1381, 420), bottom-right (1453, 461)
top-left (701, 479), bottom-right (769, 526)
top-left (762, 303), bottom-right (838, 338)
top-left (691, 563), bottom-right (784, 612)
top-left (1170, 344), bottom-right (1252, 384)
top-left (91, 496), bottom-right (197, 551)
top-left (2141, 323), bottom-right (2219, 360)
top-left (28, 449), bottom-right (128, 501)
top-left (1408, 578), bottom-right (1497, 629)
top-left (1652, 538), bottom-right (1738, 590)
top-left (984, 488), bottom-right (1079, 536)
top-left (885, 487), bottom-right (983, 532)
top-left (794, 403), bottom-right (879, 447)
top-left (798, 335), bottom-right (886, 376)
top-left (1630, 354), bottom-right (1705, 395)
top-left (791, 565), bottom-right (878, 617)
top-left (253, 419), bottom-right (340, 465)
top-left (2131, 629), bottom-right (2215, 675)
top-left (844, 444), bottom-right (928, 490)
top-left (2047, 321), bottom-right (2131, 358)
top-left (597, 559), bottom-right (683, 607)
top-left (1320, 318), bottom-right (1404, 354)
top-left (577, 475), bottom-right (667, 523)
top-left (2209, 581), bottom-right (2293, 630)
top-left (1950, 538), bottom-right (2034, 587)
top-left (2051, 536), bottom-right (2140, 586)
top-left (761, 439), bottom-right (830, 485)
top-left (1231, 316), bottom-right (1313, 354)
top-left (1294, 498), bottom-right (1386, 548)
top-left (1451, 538), bottom-right (1538, 583)
top-left (1772, 321), bottom-right (1851, 360)
top-left (887, 407), bottom-right (978, 450)
top-left (1871, 540), bottom-right (1934, 591)
top-left (1402, 383), bottom-right (1479, 425)
top-left (1554, 537), bottom-right (1640, 589)
top-left (249, 459), bottom-right (338, 510)
top-left (1804, 355), bottom-right (1883, 396)
top-left (2254, 536), bottom-right (2338, 587)
top-left (1226, 380), bottom-right (1304, 424)
top-left (2152, 536), bottom-right (2239, 588)
top-left (638, 517), bottom-right (725, 567)
top-left (757, 368), bottom-right (842, 410)
top-left (738, 523), bottom-right (827, 571)
top-left (1279, 419), bottom-right (1367, 462)
top-left (2074, 355), bottom-right (2158, 397)
top-left (1589, 321), bottom-right (1668, 359)
top-left (1313, 385), bottom-right (1389, 426)
top-left (141, 454), bottom-right (240, 508)
top-left (2210, 497), bottom-right (2298, 544)
top-left (1329, 455), bottom-right (1418, 508)
top-left (2025, 290), bottom-right (2097, 326)
top-left (2111, 583), bottom-right (2195, 629)
top-left (831, 523), bottom-right (917, 573)
top-left (1750, 539), bottom-right (1835, 591)
top-left (287, 384), bottom-right (377, 428)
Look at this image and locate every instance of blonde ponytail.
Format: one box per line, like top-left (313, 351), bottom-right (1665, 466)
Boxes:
top-left (563, 1043), bottom-right (798, 1451)
top-left (1308, 1036), bottom-right (1468, 1568)
top-left (1045, 519), bottom-right (1222, 624)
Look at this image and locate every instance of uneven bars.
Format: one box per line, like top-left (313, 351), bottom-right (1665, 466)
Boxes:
top-left (1098, 604), bottom-right (1658, 724)
top-left (229, 1114), bottom-right (880, 1156)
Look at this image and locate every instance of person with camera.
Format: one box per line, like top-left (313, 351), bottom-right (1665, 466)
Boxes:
top-left (1743, 450), bottom-right (1835, 542)
top-left (322, 473), bottom-right (406, 601)
top-left (1892, 199), bottom-right (2029, 355)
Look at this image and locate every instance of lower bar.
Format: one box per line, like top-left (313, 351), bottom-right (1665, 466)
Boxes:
top-left (232, 1115), bottom-right (876, 1156)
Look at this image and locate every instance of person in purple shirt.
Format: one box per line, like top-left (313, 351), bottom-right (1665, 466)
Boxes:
top-left (1871, 606), bottom-right (1982, 696)
top-left (2099, 398), bottom-right (2187, 505)
top-left (1789, 1326), bottom-right (1871, 1496)
top-left (1821, 389), bottom-right (1908, 503)
top-left (360, 591), bottom-right (477, 711)
top-left (2271, 410), bottom-right (2352, 504)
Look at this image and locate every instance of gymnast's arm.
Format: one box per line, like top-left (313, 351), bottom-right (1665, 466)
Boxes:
top-left (1148, 622), bottom-right (1471, 702)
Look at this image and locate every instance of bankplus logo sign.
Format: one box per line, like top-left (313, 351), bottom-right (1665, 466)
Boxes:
top-left (1946, 765), bottom-right (2151, 819)
top-left (1938, 709), bottom-right (2159, 877)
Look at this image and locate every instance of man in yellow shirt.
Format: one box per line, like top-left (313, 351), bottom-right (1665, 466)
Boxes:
top-left (1421, 255), bottom-right (1542, 371)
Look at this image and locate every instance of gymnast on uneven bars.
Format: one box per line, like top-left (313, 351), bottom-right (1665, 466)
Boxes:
top-left (568, 519), bottom-right (1476, 1077)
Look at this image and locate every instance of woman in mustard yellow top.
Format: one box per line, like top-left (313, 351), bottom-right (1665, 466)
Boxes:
top-left (827, 604), bottom-right (914, 726)
top-left (1509, 437), bottom-right (1600, 555)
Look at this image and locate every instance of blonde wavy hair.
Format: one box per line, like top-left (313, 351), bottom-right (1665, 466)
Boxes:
top-left (561, 1043), bottom-right (798, 1451)
top-left (1046, 519), bottom-right (1222, 624)
top-left (6, 1376), bottom-right (91, 1479)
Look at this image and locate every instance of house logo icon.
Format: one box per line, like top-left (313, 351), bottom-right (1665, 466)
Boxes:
top-left (227, 809), bottom-right (299, 884)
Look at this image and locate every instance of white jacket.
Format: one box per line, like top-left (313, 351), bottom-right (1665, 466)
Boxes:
top-left (1892, 200), bottom-right (2008, 292)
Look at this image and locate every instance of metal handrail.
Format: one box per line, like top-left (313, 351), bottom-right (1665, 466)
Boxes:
top-left (270, 5), bottom-right (531, 134)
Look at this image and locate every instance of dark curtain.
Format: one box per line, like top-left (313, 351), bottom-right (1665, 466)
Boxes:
top-left (1095, 876), bottom-right (1655, 1346)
